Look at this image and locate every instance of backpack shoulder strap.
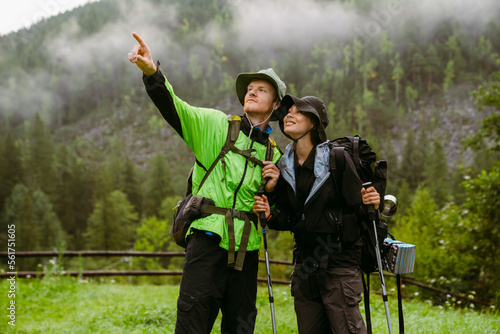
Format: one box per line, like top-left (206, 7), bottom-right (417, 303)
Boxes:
top-left (352, 135), bottom-right (364, 177)
top-left (266, 137), bottom-right (276, 161)
top-left (329, 144), bottom-right (346, 196)
top-left (353, 135), bottom-right (360, 168)
top-left (227, 115), bottom-right (241, 144)
top-left (255, 136), bottom-right (276, 196)
top-left (198, 115), bottom-right (241, 191)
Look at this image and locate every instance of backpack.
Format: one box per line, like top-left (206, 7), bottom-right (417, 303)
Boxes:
top-left (328, 135), bottom-right (388, 273)
top-left (328, 135), bottom-right (390, 334)
top-left (170, 115), bottom-right (275, 270)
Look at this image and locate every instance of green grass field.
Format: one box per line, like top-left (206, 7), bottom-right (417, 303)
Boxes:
top-left (1, 276), bottom-right (498, 333)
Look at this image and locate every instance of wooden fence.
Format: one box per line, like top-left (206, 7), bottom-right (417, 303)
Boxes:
top-left (0, 250), bottom-right (292, 285)
top-left (0, 250), bottom-right (494, 308)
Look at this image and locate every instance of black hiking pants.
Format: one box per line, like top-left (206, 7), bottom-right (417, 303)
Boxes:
top-left (175, 230), bottom-right (259, 334)
top-left (292, 265), bottom-right (367, 334)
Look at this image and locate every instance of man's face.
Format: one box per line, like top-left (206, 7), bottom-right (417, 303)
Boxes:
top-left (243, 79), bottom-right (277, 115)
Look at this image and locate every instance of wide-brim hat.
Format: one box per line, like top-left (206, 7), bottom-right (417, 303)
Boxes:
top-left (235, 68), bottom-right (286, 121)
top-left (278, 95), bottom-right (329, 142)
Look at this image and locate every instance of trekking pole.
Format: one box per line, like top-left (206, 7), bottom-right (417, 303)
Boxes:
top-left (397, 274), bottom-right (404, 334)
top-left (261, 213), bottom-right (277, 334)
top-left (256, 182), bottom-right (277, 334)
top-left (363, 182), bottom-right (393, 334)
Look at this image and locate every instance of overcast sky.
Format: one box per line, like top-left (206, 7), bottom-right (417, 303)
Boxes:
top-left (0, 0), bottom-right (100, 35)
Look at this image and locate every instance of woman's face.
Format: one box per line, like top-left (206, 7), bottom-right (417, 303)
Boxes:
top-left (283, 104), bottom-right (315, 140)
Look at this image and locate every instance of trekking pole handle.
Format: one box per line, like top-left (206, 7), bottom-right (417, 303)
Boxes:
top-left (362, 182), bottom-right (376, 221)
top-left (259, 210), bottom-right (267, 228)
top-left (256, 177), bottom-right (271, 227)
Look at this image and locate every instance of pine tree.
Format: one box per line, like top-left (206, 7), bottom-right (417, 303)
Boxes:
top-left (461, 164), bottom-right (500, 300)
top-left (85, 190), bottom-right (138, 250)
top-left (409, 43), bottom-right (425, 91)
top-left (378, 32), bottom-right (394, 79)
top-left (32, 189), bottom-right (66, 250)
top-left (107, 138), bottom-right (127, 191)
top-left (424, 44), bottom-right (440, 95)
top-left (444, 35), bottom-right (466, 81)
top-left (393, 187), bottom-right (439, 279)
top-left (0, 131), bottom-right (24, 216)
top-left (343, 45), bottom-right (352, 77)
top-left (122, 158), bottom-right (143, 217)
top-left (476, 36), bottom-right (493, 75)
top-left (93, 162), bottom-right (114, 202)
top-left (405, 85), bottom-right (419, 112)
top-left (359, 58), bottom-right (378, 99)
top-left (443, 60), bottom-right (455, 93)
top-left (143, 153), bottom-right (172, 218)
top-left (354, 104), bottom-right (367, 134)
top-left (378, 133), bottom-right (399, 194)
top-left (469, 71), bottom-right (500, 152)
top-left (394, 180), bottom-right (412, 218)
top-left (391, 53), bottom-right (404, 106)
top-left (399, 130), bottom-right (425, 190)
top-left (26, 113), bottom-right (55, 197)
top-left (423, 141), bottom-right (449, 206)
top-left (52, 144), bottom-right (94, 249)
top-left (3, 184), bottom-right (39, 251)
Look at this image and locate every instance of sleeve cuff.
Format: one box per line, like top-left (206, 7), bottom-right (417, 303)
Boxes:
top-left (143, 60), bottom-right (164, 89)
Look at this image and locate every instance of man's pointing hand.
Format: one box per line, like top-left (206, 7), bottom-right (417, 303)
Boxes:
top-left (128, 32), bottom-right (157, 76)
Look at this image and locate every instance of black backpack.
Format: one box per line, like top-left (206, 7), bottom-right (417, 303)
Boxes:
top-left (328, 135), bottom-right (390, 334)
top-left (328, 135), bottom-right (388, 273)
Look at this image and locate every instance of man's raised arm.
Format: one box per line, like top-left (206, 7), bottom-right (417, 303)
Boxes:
top-left (128, 32), bottom-right (183, 136)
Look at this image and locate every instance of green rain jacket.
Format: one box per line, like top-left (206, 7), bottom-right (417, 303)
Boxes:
top-left (143, 66), bottom-right (281, 252)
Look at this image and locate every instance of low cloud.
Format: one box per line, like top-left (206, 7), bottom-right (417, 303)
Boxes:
top-left (1, 0), bottom-right (499, 121)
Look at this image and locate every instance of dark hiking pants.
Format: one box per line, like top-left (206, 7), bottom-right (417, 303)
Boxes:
top-left (175, 230), bottom-right (259, 334)
top-left (292, 265), bottom-right (367, 334)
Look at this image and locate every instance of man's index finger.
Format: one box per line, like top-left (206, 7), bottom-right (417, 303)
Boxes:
top-left (132, 32), bottom-right (147, 47)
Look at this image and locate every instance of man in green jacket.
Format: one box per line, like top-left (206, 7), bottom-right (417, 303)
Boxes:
top-left (128, 32), bottom-right (285, 333)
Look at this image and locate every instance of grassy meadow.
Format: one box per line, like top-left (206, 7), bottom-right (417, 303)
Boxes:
top-left (0, 276), bottom-right (498, 333)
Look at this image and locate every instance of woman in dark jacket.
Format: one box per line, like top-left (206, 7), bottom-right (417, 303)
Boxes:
top-left (254, 95), bottom-right (380, 334)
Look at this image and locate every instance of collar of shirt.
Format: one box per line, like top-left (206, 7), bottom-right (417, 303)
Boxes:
top-left (294, 145), bottom-right (316, 172)
top-left (294, 145), bottom-right (317, 207)
top-left (255, 124), bottom-right (273, 134)
top-left (240, 115), bottom-right (272, 145)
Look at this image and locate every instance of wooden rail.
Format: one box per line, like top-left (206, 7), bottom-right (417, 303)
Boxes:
top-left (0, 250), bottom-right (293, 265)
top-left (0, 250), bottom-right (293, 285)
top-left (0, 270), bottom-right (292, 286)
